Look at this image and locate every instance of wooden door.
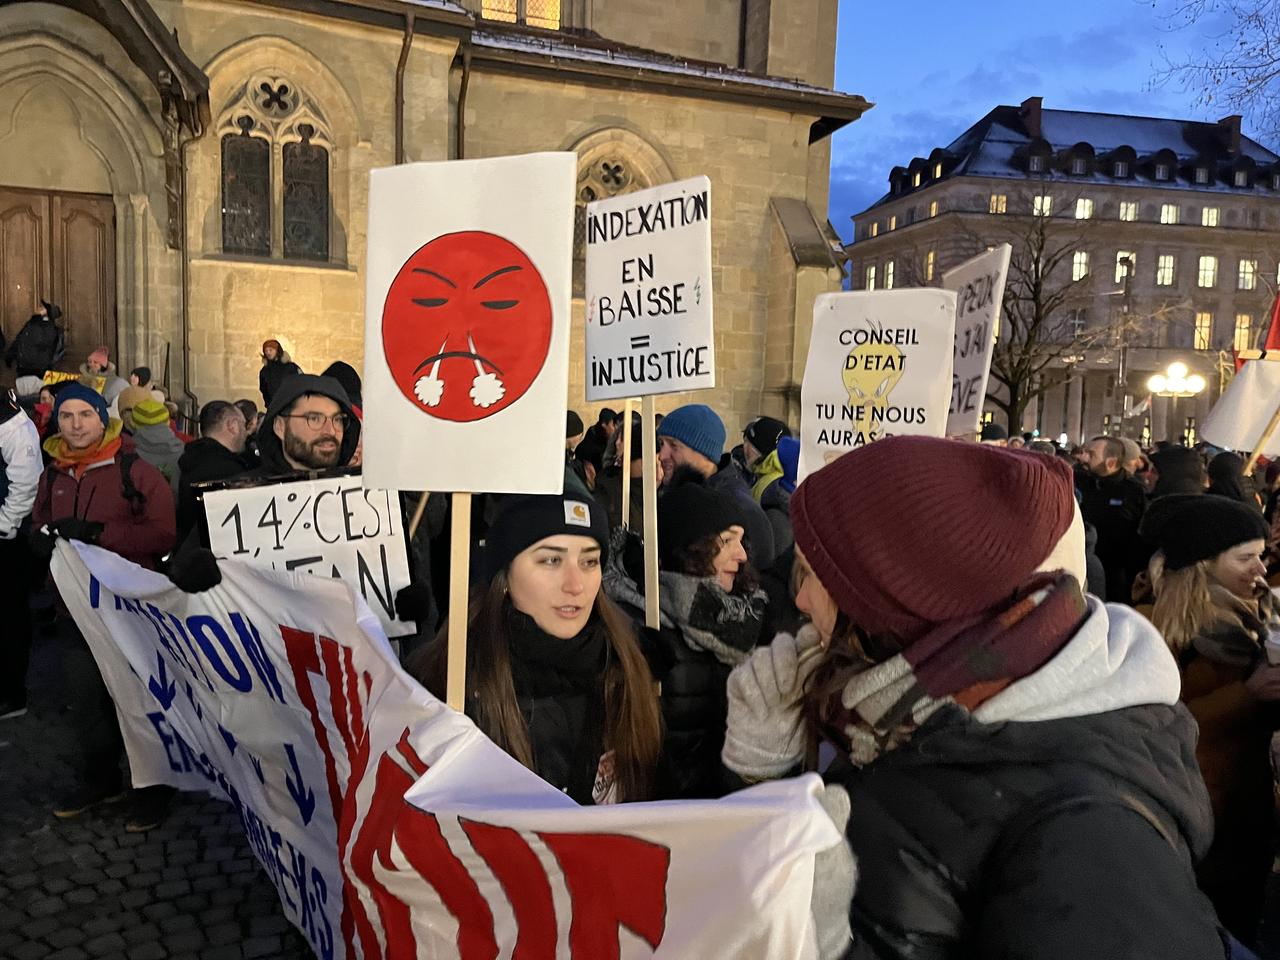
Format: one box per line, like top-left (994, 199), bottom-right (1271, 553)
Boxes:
top-left (0, 186), bottom-right (115, 376)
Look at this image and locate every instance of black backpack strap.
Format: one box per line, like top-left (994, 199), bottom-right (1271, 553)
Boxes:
top-left (118, 450), bottom-right (147, 516)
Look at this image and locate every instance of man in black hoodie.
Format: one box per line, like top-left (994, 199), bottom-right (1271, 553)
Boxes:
top-left (1076, 435), bottom-right (1147, 603)
top-left (176, 400), bottom-right (249, 543)
top-left (240, 373), bottom-right (360, 480)
top-left (6, 301), bottom-right (66, 377)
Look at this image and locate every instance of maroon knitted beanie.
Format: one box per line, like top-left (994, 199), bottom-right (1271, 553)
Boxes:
top-left (791, 435), bottom-right (1075, 643)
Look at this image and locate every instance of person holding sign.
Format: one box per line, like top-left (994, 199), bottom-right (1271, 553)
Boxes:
top-left (408, 493), bottom-right (661, 804)
top-left (721, 437), bottom-right (1225, 960)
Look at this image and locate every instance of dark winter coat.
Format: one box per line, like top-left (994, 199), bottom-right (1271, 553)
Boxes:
top-left (1078, 468), bottom-right (1147, 602)
top-left (32, 437), bottom-right (176, 569)
top-left (706, 463), bottom-right (776, 570)
top-left (258, 355), bottom-right (302, 407)
top-left (238, 374), bottom-right (360, 481)
top-left (6, 313), bottom-right (66, 377)
top-left (831, 701), bottom-right (1225, 959)
top-left (176, 437), bottom-right (251, 543)
top-left (758, 477), bottom-right (793, 556)
top-left (130, 422), bottom-right (184, 493)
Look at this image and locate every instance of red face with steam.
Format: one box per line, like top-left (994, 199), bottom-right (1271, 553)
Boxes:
top-left (381, 231), bottom-right (553, 422)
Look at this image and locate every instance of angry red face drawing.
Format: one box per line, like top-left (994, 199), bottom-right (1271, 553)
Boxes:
top-left (381, 231), bottom-right (553, 422)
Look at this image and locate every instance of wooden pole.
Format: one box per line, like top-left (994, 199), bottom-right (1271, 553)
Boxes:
top-left (446, 491), bottom-right (472, 711)
top-left (1244, 402), bottom-right (1280, 476)
top-left (407, 492), bottom-right (430, 539)
top-left (620, 398), bottom-right (636, 530)
top-left (641, 397), bottom-right (660, 629)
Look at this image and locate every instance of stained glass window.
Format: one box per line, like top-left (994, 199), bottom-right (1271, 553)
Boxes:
top-left (221, 117), bottom-right (270, 257)
top-left (283, 125), bottom-right (329, 262)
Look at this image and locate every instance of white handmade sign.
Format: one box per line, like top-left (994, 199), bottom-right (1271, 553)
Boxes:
top-left (799, 289), bottom-right (957, 482)
top-left (584, 176), bottom-right (714, 401)
top-left (53, 541), bottom-right (842, 960)
top-left (363, 153), bottom-right (574, 494)
top-left (1202, 359), bottom-right (1280, 455)
top-left (942, 243), bottom-right (1011, 436)
top-left (202, 475), bottom-right (413, 637)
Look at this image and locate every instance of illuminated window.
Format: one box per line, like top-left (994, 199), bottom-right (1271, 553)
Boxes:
top-left (1075, 198), bottom-right (1094, 219)
top-left (1202, 206), bottom-right (1220, 227)
top-left (1033, 194), bottom-right (1052, 217)
top-left (864, 264), bottom-right (876, 290)
top-left (1194, 167), bottom-right (1209, 184)
top-left (1197, 255), bottom-right (1217, 288)
top-left (1114, 251), bottom-right (1134, 284)
top-left (481, 0), bottom-right (560, 27)
top-left (989, 194), bottom-right (1007, 214)
top-left (1239, 258), bottom-right (1258, 290)
top-left (870, 221), bottom-right (879, 238)
top-left (1235, 169), bottom-right (1249, 187)
top-left (888, 215), bottom-right (897, 231)
top-left (1235, 313), bottom-right (1253, 351)
top-left (933, 162), bottom-right (942, 178)
top-left (929, 200), bottom-right (939, 218)
top-left (1156, 254), bottom-right (1175, 286)
top-left (1072, 250), bottom-right (1090, 281)
top-left (1194, 311), bottom-right (1213, 350)
top-left (1160, 203), bottom-right (1179, 225)
top-left (925, 249), bottom-right (936, 281)
top-left (1118, 201), bottom-right (1138, 221)
top-left (912, 171), bottom-right (921, 187)
top-left (885, 260), bottom-right (895, 290)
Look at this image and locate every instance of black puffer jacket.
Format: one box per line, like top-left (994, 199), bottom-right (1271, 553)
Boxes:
top-left (831, 701), bottom-right (1224, 960)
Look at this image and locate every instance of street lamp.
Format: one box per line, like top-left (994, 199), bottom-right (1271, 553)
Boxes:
top-left (1147, 361), bottom-right (1207, 445)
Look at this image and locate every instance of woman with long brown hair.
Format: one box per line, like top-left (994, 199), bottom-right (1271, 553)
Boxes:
top-left (409, 493), bottom-right (661, 804)
top-left (1143, 493), bottom-right (1280, 948)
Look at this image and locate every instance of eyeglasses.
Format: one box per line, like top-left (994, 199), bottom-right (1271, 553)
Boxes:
top-left (282, 412), bottom-right (349, 431)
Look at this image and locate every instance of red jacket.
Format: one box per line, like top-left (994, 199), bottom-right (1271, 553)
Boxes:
top-left (33, 437), bottom-right (176, 569)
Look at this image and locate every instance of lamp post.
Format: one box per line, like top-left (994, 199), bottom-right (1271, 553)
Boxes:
top-left (1147, 361), bottom-right (1207, 444)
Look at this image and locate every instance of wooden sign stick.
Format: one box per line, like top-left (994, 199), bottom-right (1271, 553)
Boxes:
top-left (620, 398), bottom-right (637, 530)
top-left (407, 492), bottom-right (431, 539)
top-left (641, 396), bottom-right (661, 629)
top-left (446, 491), bottom-right (472, 711)
top-left (1244, 402), bottom-right (1280, 476)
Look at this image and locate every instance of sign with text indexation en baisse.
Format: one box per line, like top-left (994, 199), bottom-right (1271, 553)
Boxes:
top-left (202, 475), bottom-right (413, 637)
top-left (942, 243), bottom-right (1011, 436)
top-left (798, 289), bottom-right (957, 483)
top-left (585, 176), bottom-right (715, 401)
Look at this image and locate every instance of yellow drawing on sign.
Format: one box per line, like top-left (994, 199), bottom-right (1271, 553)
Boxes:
top-left (842, 339), bottom-right (905, 440)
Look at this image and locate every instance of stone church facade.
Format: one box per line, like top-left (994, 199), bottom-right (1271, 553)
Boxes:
top-left (0, 0), bottom-right (865, 429)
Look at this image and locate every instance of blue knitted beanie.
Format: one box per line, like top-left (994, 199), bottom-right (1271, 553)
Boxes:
top-left (656, 403), bottom-right (725, 464)
top-left (52, 382), bottom-right (110, 428)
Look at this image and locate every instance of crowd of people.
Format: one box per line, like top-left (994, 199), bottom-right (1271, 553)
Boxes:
top-left (3, 298), bottom-right (1279, 958)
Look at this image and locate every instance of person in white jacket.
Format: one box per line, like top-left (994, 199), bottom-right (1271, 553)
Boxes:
top-left (0, 389), bottom-right (43, 718)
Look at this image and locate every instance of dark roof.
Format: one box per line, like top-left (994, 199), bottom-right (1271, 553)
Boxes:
top-left (862, 101), bottom-right (1280, 213)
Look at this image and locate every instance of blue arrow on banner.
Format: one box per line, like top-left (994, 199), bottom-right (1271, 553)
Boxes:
top-left (283, 743), bottom-right (316, 825)
top-left (218, 724), bottom-right (238, 756)
top-left (147, 653), bottom-right (176, 710)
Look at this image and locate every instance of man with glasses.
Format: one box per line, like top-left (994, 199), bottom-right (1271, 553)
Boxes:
top-left (240, 374), bottom-right (361, 480)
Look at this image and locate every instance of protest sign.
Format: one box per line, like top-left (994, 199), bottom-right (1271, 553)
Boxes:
top-left (1203, 357), bottom-right (1280, 462)
top-left (362, 153), bottom-right (574, 495)
top-left (44, 369), bottom-right (106, 393)
top-left (53, 541), bottom-right (841, 960)
top-left (942, 243), bottom-right (1011, 436)
top-left (584, 176), bottom-right (714, 401)
top-left (798, 289), bottom-right (957, 482)
top-left (202, 474), bottom-right (413, 638)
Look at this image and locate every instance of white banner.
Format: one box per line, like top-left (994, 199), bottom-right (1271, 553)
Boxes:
top-left (363, 153), bottom-right (574, 494)
top-left (202, 475), bottom-right (413, 638)
top-left (798, 289), bottom-right (957, 482)
top-left (52, 542), bottom-right (840, 960)
top-left (942, 244), bottom-right (1011, 437)
top-left (584, 176), bottom-right (714, 401)
top-left (1202, 359), bottom-right (1280, 455)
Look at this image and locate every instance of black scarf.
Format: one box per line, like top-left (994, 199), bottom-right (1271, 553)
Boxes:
top-left (505, 606), bottom-right (609, 803)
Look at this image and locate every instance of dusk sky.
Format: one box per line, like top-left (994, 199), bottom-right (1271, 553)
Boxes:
top-left (827, 0), bottom-right (1259, 239)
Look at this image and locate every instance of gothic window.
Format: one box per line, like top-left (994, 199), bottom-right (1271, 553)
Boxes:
top-left (283, 124), bottom-right (330, 261)
top-left (217, 75), bottom-right (334, 263)
top-left (221, 116), bottom-right (271, 257)
top-left (573, 156), bottom-right (647, 294)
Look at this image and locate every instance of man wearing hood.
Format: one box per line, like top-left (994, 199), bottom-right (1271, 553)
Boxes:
top-left (241, 373), bottom-right (360, 480)
top-left (176, 400), bottom-right (248, 543)
top-left (28, 383), bottom-right (176, 831)
top-left (5, 301), bottom-right (66, 378)
top-left (258, 338), bottom-right (302, 408)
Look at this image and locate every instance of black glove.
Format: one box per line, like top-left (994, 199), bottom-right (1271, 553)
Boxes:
top-left (51, 518), bottom-right (104, 544)
top-left (168, 547), bottom-right (222, 593)
top-left (29, 526), bottom-right (57, 562)
top-left (394, 582), bottom-right (433, 623)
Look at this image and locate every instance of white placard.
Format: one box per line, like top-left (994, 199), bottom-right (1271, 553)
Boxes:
top-left (584, 176), bottom-right (714, 401)
top-left (363, 153), bottom-right (574, 494)
top-left (942, 243), bottom-right (1011, 436)
top-left (203, 475), bottom-right (414, 637)
top-left (799, 289), bottom-right (957, 482)
top-left (1203, 359), bottom-right (1280, 454)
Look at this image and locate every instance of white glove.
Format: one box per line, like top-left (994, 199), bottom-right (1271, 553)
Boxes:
top-left (812, 783), bottom-right (856, 959)
top-left (722, 624), bottom-right (825, 780)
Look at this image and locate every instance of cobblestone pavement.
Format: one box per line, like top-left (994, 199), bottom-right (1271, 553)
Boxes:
top-left (0, 617), bottom-right (315, 960)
